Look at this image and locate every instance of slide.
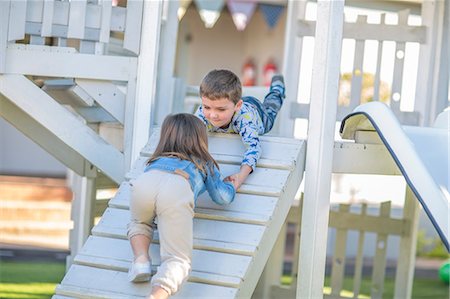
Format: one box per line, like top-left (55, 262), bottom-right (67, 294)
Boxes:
top-left (340, 102), bottom-right (449, 251)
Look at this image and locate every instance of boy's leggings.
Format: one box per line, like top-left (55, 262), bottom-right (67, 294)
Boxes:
top-left (127, 169), bottom-right (194, 296)
top-left (243, 89), bottom-right (283, 133)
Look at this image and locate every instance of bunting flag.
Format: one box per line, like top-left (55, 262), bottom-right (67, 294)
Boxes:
top-left (178, 0), bottom-right (193, 21)
top-left (227, 0), bottom-right (257, 31)
top-left (259, 3), bottom-right (284, 29)
top-left (194, 0), bottom-right (225, 28)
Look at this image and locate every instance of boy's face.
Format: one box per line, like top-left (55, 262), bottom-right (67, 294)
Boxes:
top-left (201, 96), bottom-right (243, 128)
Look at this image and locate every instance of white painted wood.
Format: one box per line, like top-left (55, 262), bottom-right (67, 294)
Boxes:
top-left (350, 15), bottom-right (366, 109)
top-left (0, 94), bottom-right (86, 176)
top-left (390, 10), bottom-right (409, 114)
top-left (123, 0), bottom-right (143, 55)
top-left (155, 0), bottom-right (180, 125)
top-left (76, 79), bottom-right (125, 124)
top-left (297, 19), bottom-right (426, 43)
top-left (278, 0), bottom-right (307, 137)
top-left (142, 131), bottom-right (303, 170)
top-left (109, 182), bottom-right (278, 221)
top-left (414, 0), bottom-right (446, 126)
top-left (123, 0), bottom-right (161, 172)
top-left (236, 137), bottom-right (306, 298)
top-left (0, 74), bottom-right (124, 183)
top-left (42, 79), bottom-right (95, 107)
top-left (297, 2), bottom-right (344, 298)
top-left (330, 204), bottom-right (350, 297)
top-left (5, 44), bottom-right (137, 81)
top-left (56, 265), bottom-right (237, 298)
top-left (370, 202), bottom-right (390, 299)
top-left (25, 1), bottom-right (126, 32)
top-left (99, 0), bottom-right (112, 43)
top-left (372, 14), bottom-right (385, 102)
top-left (67, 164), bottom-right (97, 267)
top-left (77, 236), bottom-right (250, 283)
top-left (332, 142), bottom-right (401, 175)
top-left (41, 0), bottom-right (54, 37)
top-left (252, 222), bottom-right (287, 299)
top-left (7, 0), bottom-right (27, 41)
top-left (428, 1), bottom-right (449, 122)
top-left (75, 254), bottom-right (242, 288)
top-left (0, 0), bottom-right (10, 73)
top-left (127, 158), bottom-right (290, 196)
top-left (393, 187), bottom-right (420, 299)
top-left (67, 0), bottom-right (87, 39)
top-left (93, 207), bottom-right (265, 249)
top-left (352, 204), bottom-right (367, 298)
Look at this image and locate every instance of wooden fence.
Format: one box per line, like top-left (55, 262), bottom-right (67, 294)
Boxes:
top-left (253, 187), bottom-right (419, 299)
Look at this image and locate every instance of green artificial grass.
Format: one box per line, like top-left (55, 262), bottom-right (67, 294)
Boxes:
top-left (0, 261), bottom-right (66, 299)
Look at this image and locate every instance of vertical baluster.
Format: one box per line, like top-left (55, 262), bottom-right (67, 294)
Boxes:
top-left (373, 14), bottom-right (386, 102)
top-left (352, 203), bottom-right (367, 298)
top-left (330, 204), bottom-right (350, 298)
top-left (68, 0), bottom-right (87, 39)
top-left (41, 0), bottom-right (55, 37)
top-left (370, 201), bottom-right (391, 299)
top-left (390, 10), bottom-right (409, 114)
top-left (8, 0), bottom-right (27, 41)
top-left (0, 0), bottom-right (11, 73)
top-left (123, 0), bottom-right (144, 55)
top-left (349, 15), bottom-right (367, 109)
top-left (99, 0), bottom-right (112, 43)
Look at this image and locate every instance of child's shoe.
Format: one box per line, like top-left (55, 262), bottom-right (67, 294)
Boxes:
top-left (270, 74), bottom-right (285, 99)
top-left (128, 260), bottom-right (151, 282)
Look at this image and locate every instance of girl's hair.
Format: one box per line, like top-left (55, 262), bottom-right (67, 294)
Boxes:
top-left (148, 113), bottom-right (219, 173)
top-left (200, 69), bottom-right (242, 104)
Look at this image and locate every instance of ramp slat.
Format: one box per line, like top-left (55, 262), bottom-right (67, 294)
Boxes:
top-left (92, 208), bottom-right (265, 251)
top-left (75, 236), bottom-right (246, 287)
top-left (56, 265), bottom-right (237, 298)
top-left (109, 182), bottom-right (276, 225)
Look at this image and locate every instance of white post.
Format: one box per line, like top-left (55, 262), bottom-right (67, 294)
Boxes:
top-left (414, 0), bottom-right (445, 126)
top-left (124, 0), bottom-right (162, 170)
top-left (296, 1), bottom-right (344, 298)
top-left (278, 0), bottom-right (307, 137)
top-left (393, 187), bottom-right (420, 299)
top-left (67, 162), bottom-right (97, 269)
top-left (155, 0), bottom-right (180, 125)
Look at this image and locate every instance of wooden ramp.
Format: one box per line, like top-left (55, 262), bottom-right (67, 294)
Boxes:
top-left (53, 132), bottom-right (306, 299)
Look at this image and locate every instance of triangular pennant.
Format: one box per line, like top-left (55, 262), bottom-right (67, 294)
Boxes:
top-left (178, 0), bottom-right (193, 21)
top-left (259, 3), bottom-right (284, 29)
top-left (194, 0), bottom-right (225, 28)
top-left (227, 0), bottom-right (257, 31)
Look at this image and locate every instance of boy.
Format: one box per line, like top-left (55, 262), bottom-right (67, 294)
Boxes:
top-left (195, 69), bottom-right (285, 190)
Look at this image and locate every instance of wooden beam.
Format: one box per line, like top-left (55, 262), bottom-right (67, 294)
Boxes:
top-left (0, 0), bottom-right (10, 73)
top-left (123, 0), bottom-right (161, 170)
top-left (0, 74), bottom-right (124, 183)
top-left (0, 94), bottom-right (85, 176)
top-left (5, 44), bottom-right (137, 81)
top-left (297, 1), bottom-right (344, 298)
top-left (297, 20), bottom-right (426, 43)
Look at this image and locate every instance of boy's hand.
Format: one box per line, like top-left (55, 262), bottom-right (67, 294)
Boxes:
top-left (224, 165), bottom-right (252, 190)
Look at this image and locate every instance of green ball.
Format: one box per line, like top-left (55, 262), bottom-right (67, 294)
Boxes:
top-left (438, 260), bottom-right (450, 284)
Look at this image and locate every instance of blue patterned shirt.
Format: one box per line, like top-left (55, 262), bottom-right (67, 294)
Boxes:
top-left (195, 102), bottom-right (265, 170)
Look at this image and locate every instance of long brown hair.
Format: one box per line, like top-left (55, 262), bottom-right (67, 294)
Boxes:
top-left (148, 113), bottom-right (219, 173)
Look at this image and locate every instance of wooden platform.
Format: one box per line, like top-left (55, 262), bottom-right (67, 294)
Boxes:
top-left (53, 132), bottom-right (306, 298)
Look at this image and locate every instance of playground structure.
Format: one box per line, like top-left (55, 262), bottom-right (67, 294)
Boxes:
top-left (0, 0), bottom-right (449, 298)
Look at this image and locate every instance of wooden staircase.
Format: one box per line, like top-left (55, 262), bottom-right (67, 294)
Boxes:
top-left (52, 132), bottom-right (306, 298)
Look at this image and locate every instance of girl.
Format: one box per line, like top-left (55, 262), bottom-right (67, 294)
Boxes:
top-left (127, 113), bottom-right (236, 299)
